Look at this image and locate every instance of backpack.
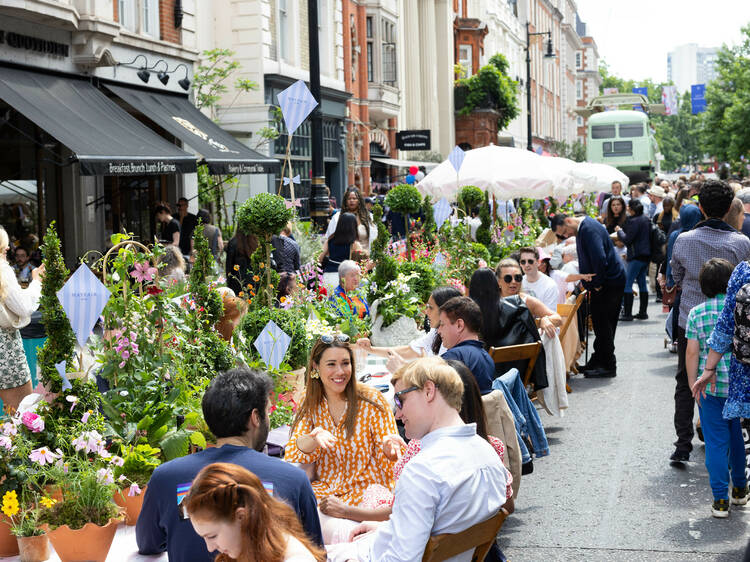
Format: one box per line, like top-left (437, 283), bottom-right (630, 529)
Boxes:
top-left (649, 222), bottom-right (667, 263)
top-left (733, 282), bottom-right (750, 365)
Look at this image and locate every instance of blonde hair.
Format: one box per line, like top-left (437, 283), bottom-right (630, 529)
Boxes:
top-left (391, 356), bottom-right (464, 411)
top-left (0, 227), bottom-right (9, 301)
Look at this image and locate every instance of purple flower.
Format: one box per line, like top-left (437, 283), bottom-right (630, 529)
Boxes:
top-left (0, 436), bottom-right (12, 450)
top-left (127, 483), bottom-right (142, 497)
top-left (130, 261), bottom-right (157, 283)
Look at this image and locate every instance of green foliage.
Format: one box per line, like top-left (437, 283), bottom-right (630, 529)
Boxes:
top-left (398, 260), bottom-right (437, 303)
top-left (369, 204), bottom-right (390, 260)
top-left (476, 191), bottom-right (492, 246)
top-left (193, 48), bottom-right (258, 112)
top-left (420, 195), bottom-right (437, 245)
top-left (458, 186), bottom-right (483, 213)
top-left (114, 444), bottom-right (161, 488)
top-left (189, 225), bottom-right (224, 325)
top-left (237, 193), bottom-right (293, 240)
top-left (37, 223), bottom-right (76, 391)
top-left (455, 53), bottom-right (520, 130)
top-left (239, 306), bottom-right (308, 370)
top-left (550, 140), bottom-right (586, 162)
top-left (384, 184), bottom-right (422, 215)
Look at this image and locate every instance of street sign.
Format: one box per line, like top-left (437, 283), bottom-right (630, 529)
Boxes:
top-left (396, 130), bottom-right (431, 151)
top-left (691, 84), bottom-right (707, 114)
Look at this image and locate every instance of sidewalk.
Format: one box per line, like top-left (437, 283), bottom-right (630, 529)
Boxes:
top-left (499, 301), bottom-right (749, 561)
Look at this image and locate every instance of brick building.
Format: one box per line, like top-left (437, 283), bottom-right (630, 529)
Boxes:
top-left (575, 25), bottom-right (601, 144)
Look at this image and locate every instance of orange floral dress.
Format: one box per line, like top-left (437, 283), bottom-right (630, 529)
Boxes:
top-left (285, 385), bottom-right (398, 505)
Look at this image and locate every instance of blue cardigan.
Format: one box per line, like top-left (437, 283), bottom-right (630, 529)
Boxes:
top-left (577, 217), bottom-right (626, 290)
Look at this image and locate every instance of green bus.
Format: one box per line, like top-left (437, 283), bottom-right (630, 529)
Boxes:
top-left (579, 94), bottom-right (663, 183)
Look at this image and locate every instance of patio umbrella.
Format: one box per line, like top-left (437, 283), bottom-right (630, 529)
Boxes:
top-left (570, 162), bottom-right (630, 193)
top-left (417, 145), bottom-right (574, 202)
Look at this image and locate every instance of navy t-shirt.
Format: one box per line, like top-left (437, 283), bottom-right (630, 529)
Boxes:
top-left (442, 339), bottom-right (495, 394)
top-left (136, 444), bottom-right (323, 562)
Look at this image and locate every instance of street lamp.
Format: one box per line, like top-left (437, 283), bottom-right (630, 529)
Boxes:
top-left (525, 23), bottom-right (555, 152)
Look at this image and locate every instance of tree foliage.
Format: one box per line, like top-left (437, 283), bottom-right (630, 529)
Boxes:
top-left (701, 25), bottom-right (750, 167)
top-left (455, 54), bottom-right (520, 131)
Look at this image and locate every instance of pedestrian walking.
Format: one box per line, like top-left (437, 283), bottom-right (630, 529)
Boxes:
top-left (615, 199), bottom-right (651, 321)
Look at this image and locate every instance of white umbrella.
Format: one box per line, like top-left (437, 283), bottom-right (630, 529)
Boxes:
top-left (417, 145), bottom-right (574, 201)
top-left (571, 162), bottom-right (629, 192)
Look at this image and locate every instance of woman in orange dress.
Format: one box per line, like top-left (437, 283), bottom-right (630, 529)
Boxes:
top-left (285, 335), bottom-right (402, 544)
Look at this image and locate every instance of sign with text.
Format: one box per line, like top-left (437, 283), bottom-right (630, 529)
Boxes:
top-left (632, 87), bottom-right (648, 112)
top-left (396, 130), bottom-right (431, 151)
top-left (0, 30), bottom-right (69, 58)
top-left (691, 84), bottom-right (707, 114)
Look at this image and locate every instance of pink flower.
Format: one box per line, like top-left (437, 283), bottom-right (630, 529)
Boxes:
top-left (118, 475), bottom-right (127, 482)
top-left (478, 259), bottom-right (488, 269)
top-left (127, 483), bottom-right (142, 497)
top-left (130, 261), bottom-right (157, 283)
top-left (81, 410), bottom-right (91, 423)
top-left (65, 395), bottom-right (78, 413)
top-left (96, 468), bottom-right (114, 485)
top-left (29, 447), bottom-right (61, 465)
top-left (21, 412), bottom-right (44, 433)
top-left (1, 422), bottom-right (17, 436)
top-left (0, 435), bottom-right (12, 450)
top-left (110, 455), bottom-right (125, 467)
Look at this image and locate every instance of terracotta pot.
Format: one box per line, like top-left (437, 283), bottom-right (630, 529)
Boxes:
top-left (46, 518), bottom-right (121, 562)
top-left (17, 534), bottom-right (50, 562)
top-left (0, 517), bottom-right (19, 557)
top-left (113, 485), bottom-right (147, 525)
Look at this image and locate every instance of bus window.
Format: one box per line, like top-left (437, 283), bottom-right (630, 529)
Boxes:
top-left (619, 124), bottom-right (644, 138)
top-left (603, 141), bottom-right (633, 157)
top-left (591, 125), bottom-right (616, 139)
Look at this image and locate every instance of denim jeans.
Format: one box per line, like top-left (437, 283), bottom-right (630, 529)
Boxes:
top-left (624, 258), bottom-right (649, 294)
top-left (697, 394), bottom-right (747, 500)
top-left (493, 369), bottom-right (550, 460)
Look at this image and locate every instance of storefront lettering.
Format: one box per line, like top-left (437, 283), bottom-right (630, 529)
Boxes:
top-left (227, 163), bottom-right (266, 174)
top-left (0, 30), bottom-right (69, 58)
top-left (108, 162), bottom-right (178, 174)
top-left (172, 116), bottom-right (239, 154)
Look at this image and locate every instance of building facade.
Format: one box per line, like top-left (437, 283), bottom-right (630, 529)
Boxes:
top-left (575, 30), bottom-right (601, 145)
top-left (557, 0), bottom-right (581, 145)
top-left (0, 0), bottom-right (201, 262)
top-left (667, 43), bottom-right (718, 95)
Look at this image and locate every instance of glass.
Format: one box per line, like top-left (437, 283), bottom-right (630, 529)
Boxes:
top-left (320, 334), bottom-right (350, 344)
top-left (619, 124), bottom-right (644, 138)
top-left (519, 259), bottom-right (536, 265)
top-left (591, 125), bottom-right (616, 139)
top-left (502, 274), bottom-right (523, 283)
top-left (394, 386), bottom-right (420, 410)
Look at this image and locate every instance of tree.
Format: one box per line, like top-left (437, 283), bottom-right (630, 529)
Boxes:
top-left (701, 24), bottom-right (750, 167)
top-left (551, 140), bottom-right (586, 162)
top-left (455, 54), bottom-right (520, 131)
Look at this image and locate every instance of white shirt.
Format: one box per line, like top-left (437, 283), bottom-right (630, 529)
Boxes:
top-left (0, 261), bottom-right (41, 328)
top-left (409, 328), bottom-right (446, 357)
top-left (284, 535), bottom-right (317, 561)
top-left (325, 210), bottom-right (377, 250)
top-left (330, 424), bottom-right (508, 562)
top-left (522, 273), bottom-right (560, 311)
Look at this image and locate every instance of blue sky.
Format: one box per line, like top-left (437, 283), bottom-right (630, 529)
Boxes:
top-left (575, 0), bottom-right (750, 83)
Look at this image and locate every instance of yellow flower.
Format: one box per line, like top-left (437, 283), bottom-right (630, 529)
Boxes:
top-left (40, 496), bottom-right (57, 509)
top-left (259, 262), bottom-right (265, 269)
top-left (1, 491), bottom-right (19, 518)
top-left (233, 265), bottom-right (240, 271)
top-left (280, 296), bottom-right (286, 303)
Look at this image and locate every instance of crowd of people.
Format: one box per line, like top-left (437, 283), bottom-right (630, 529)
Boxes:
top-left (3, 172), bottom-right (750, 560)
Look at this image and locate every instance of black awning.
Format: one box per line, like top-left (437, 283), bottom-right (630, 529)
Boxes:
top-left (105, 84), bottom-right (280, 175)
top-left (0, 66), bottom-right (196, 176)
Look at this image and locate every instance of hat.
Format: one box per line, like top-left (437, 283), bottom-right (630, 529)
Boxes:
top-left (647, 186), bottom-right (667, 198)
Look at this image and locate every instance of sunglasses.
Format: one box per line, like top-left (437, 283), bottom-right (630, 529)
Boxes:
top-left (394, 386), bottom-right (420, 410)
top-left (320, 334), bottom-right (350, 344)
top-left (519, 259), bottom-right (536, 265)
top-left (502, 274), bottom-right (523, 283)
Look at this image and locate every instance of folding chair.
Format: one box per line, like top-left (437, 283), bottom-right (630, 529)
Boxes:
top-left (422, 508), bottom-right (510, 562)
top-left (488, 342), bottom-right (542, 387)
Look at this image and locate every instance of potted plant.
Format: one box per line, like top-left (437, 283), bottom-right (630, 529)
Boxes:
top-left (384, 184), bottom-right (422, 257)
top-left (112, 444), bottom-right (161, 525)
top-left (2, 488), bottom-right (54, 562)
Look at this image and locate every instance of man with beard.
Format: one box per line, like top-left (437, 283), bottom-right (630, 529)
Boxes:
top-left (136, 368), bottom-right (322, 561)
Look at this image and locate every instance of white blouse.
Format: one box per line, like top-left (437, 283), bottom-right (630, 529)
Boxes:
top-left (409, 328), bottom-right (447, 357)
top-left (0, 261), bottom-right (41, 328)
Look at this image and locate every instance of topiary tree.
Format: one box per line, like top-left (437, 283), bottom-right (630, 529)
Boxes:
top-left (385, 184), bottom-right (422, 258)
top-left (420, 195), bottom-right (437, 245)
top-left (458, 186), bottom-right (483, 214)
top-left (236, 193), bottom-right (293, 308)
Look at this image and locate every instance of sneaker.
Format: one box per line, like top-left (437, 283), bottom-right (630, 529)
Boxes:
top-left (731, 485), bottom-right (749, 505)
top-left (670, 449), bottom-right (690, 463)
top-left (712, 499), bottom-right (730, 518)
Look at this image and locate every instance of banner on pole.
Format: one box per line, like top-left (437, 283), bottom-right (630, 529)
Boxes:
top-left (691, 84), bottom-right (707, 114)
top-left (632, 87), bottom-right (648, 112)
top-left (662, 85), bottom-right (679, 116)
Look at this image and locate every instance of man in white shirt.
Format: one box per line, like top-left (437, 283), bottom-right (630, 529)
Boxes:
top-left (327, 357), bottom-right (508, 562)
top-left (520, 246), bottom-right (560, 311)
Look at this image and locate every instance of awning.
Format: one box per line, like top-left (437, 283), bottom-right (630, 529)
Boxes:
top-left (0, 66), bottom-right (196, 176)
top-left (371, 157), bottom-right (439, 170)
top-left (105, 84), bottom-right (280, 175)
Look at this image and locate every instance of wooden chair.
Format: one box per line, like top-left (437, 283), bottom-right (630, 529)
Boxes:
top-left (488, 342), bottom-right (542, 387)
top-left (557, 291), bottom-right (587, 392)
top-left (422, 508), bottom-right (510, 562)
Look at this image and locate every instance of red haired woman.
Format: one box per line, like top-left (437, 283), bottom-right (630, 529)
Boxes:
top-left (184, 462), bottom-right (325, 562)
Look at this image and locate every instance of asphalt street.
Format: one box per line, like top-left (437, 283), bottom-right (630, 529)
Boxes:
top-left (500, 301), bottom-right (750, 561)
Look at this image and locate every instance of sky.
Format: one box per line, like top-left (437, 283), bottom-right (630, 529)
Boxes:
top-left (574, 0), bottom-right (750, 83)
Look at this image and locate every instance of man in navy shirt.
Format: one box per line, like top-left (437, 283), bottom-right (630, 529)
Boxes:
top-left (136, 367), bottom-right (322, 561)
top-left (438, 296), bottom-right (495, 394)
top-left (555, 214), bottom-right (626, 378)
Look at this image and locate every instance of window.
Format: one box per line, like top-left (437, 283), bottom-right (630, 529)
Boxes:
top-left (118, 0), bottom-right (158, 37)
top-left (366, 16), bottom-right (373, 39)
top-left (142, 0), bottom-right (159, 38)
top-left (366, 42), bottom-right (373, 82)
top-left (619, 124), bottom-right (644, 138)
top-left (591, 125), bottom-right (616, 139)
top-left (279, 0), bottom-right (290, 62)
top-left (119, 0), bottom-right (136, 32)
top-left (603, 141), bottom-right (633, 157)
top-left (458, 44), bottom-right (472, 78)
top-left (575, 51), bottom-right (582, 69)
top-left (382, 19), bottom-right (397, 85)
top-left (576, 116), bottom-right (584, 127)
top-left (366, 16), bottom-right (373, 82)
top-left (576, 80), bottom-right (583, 100)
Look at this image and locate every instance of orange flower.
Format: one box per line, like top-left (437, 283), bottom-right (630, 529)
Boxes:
top-left (280, 296), bottom-right (287, 303)
top-left (233, 265), bottom-right (240, 271)
top-left (247, 284), bottom-right (253, 289)
top-left (259, 262), bottom-right (265, 269)
top-left (253, 275), bottom-right (260, 282)
top-left (238, 291), bottom-right (245, 297)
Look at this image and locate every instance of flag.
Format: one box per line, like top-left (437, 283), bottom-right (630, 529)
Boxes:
top-left (691, 84), bottom-right (707, 114)
top-left (662, 86), bottom-right (678, 116)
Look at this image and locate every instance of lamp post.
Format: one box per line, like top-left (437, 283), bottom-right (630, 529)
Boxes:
top-left (525, 22), bottom-right (555, 152)
top-left (307, 0), bottom-right (330, 229)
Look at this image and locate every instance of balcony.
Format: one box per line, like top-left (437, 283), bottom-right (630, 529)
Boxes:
top-left (367, 82), bottom-right (400, 121)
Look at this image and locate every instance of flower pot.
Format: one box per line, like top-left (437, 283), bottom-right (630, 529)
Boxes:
top-left (46, 518), bottom-right (121, 562)
top-left (369, 300), bottom-right (422, 348)
top-left (17, 534), bottom-right (50, 562)
top-left (0, 517), bottom-right (19, 557)
top-left (113, 485), bottom-right (147, 525)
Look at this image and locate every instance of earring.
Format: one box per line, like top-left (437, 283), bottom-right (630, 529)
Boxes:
top-left (310, 370), bottom-right (320, 379)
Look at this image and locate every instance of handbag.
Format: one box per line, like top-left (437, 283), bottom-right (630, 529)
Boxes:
top-left (662, 285), bottom-right (677, 307)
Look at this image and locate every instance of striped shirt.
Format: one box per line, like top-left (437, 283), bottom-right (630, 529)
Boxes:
top-left (685, 295), bottom-right (730, 397)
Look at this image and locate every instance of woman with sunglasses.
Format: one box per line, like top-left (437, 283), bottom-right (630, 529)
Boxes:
top-left (493, 259), bottom-right (562, 337)
top-left (285, 335), bottom-right (402, 544)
